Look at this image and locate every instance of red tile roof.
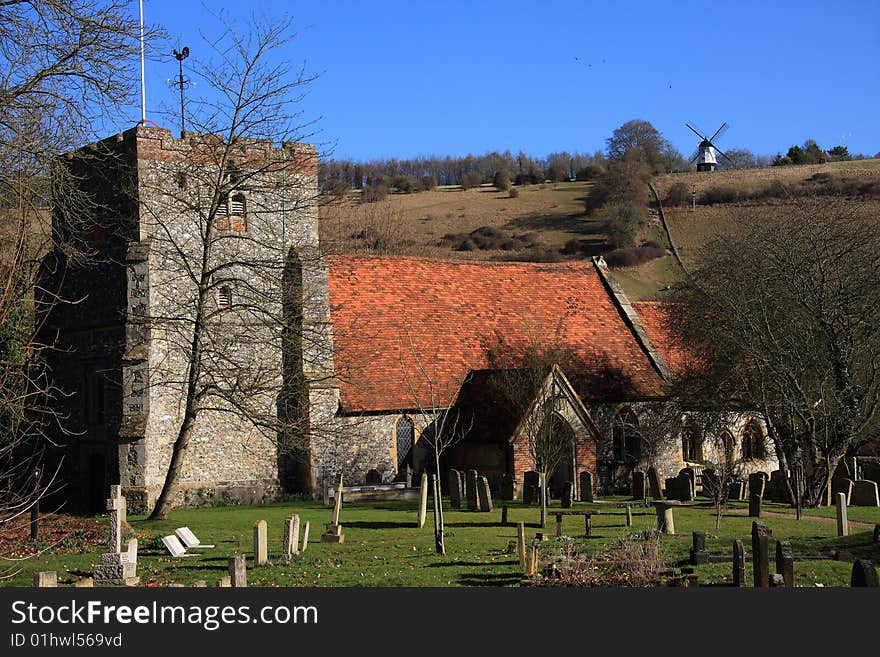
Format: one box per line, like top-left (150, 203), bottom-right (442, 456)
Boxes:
top-left (631, 301), bottom-right (690, 375)
top-left (327, 255), bottom-right (667, 412)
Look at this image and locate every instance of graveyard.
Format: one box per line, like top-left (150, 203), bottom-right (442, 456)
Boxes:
top-left (7, 483), bottom-right (879, 588)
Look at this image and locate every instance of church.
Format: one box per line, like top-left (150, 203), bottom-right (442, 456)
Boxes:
top-left (39, 126), bottom-right (776, 514)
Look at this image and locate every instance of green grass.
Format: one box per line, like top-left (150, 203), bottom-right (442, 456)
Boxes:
top-left (4, 498), bottom-right (877, 588)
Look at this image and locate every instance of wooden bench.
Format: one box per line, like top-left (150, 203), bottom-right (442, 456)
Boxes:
top-left (548, 510), bottom-right (599, 537)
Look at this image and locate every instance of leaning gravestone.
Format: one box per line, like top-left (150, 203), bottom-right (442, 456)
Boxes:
top-left (283, 515), bottom-right (300, 558)
top-left (647, 466), bottom-right (664, 500)
top-left (653, 500), bottom-right (677, 535)
top-left (418, 473), bottom-right (429, 527)
top-left (851, 480), bottom-right (880, 507)
top-left (560, 481), bottom-right (573, 508)
top-left (850, 560), bottom-right (879, 587)
top-left (447, 470), bottom-right (462, 509)
top-left (836, 493), bottom-right (848, 537)
top-left (466, 470), bottom-right (479, 511)
top-left (579, 471), bottom-right (594, 503)
top-left (748, 472), bottom-right (766, 517)
top-left (832, 477), bottom-right (854, 505)
top-left (732, 539), bottom-right (746, 587)
top-left (301, 521), bottom-right (310, 552)
top-left (477, 476), bottom-right (493, 512)
top-left (775, 540), bottom-right (794, 587)
top-left (689, 531), bottom-right (709, 565)
top-left (321, 473), bottom-right (345, 543)
top-left (631, 471), bottom-right (646, 501)
top-left (34, 572), bottom-right (57, 588)
top-left (751, 521), bottom-right (772, 588)
top-left (523, 471), bottom-right (540, 505)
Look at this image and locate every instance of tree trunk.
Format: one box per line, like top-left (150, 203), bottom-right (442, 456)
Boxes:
top-left (149, 410), bottom-right (197, 520)
top-left (433, 473), bottom-right (445, 556)
top-left (539, 470), bottom-right (547, 528)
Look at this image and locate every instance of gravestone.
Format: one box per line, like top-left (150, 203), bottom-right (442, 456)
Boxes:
top-left (732, 539), bottom-right (745, 587)
top-left (93, 537), bottom-right (138, 586)
top-left (560, 481), bottom-right (573, 508)
top-left (626, 505), bottom-right (633, 527)
top-left (418, 473), bottom-right (429, 527)
top-left (501, 505), bottom-right (509, 526)
top-left (748, 472), bottom-right (766, 517)
top-left (767, 470), bottom-right (789, 503)
top-left (851, 480), bottom-right (880, 506)
top-left (584, 514), bottom-right (592, 536)
top-left (728, 480), bottom-right (746, 501)
top-left (631, 471), bottom-right (647, 501)
top-left (580, 471), bottom-right (594, 502)
top-left (832, 477), bottom-right (854, 505)
top-left (836, 493), bottom-right (848, 537)
top-left (477, 476), bottom-right (493, 512)
top-left (193, 581), bottom-right (207, 587)
top-left (107, 496), bottom-right (122, 553)
top-left (34, 571), bottom-right (57, 587)
top-left (321, 473), bottom-right (345, 543)
top-left (647, 466), bottom-right (664, 500)
top-left (253, 520), bottom-right (268, 566)
top-left (466, 470), bottom-right (479, 510)
top-left (73, 577), bottom-right (94, 588)
top-left (110, 485), bottom-right (126, 525)
top-left (283, 515), bottom-right (300, 558)
top-left (775, 540), bottom-right (794, 587)
top-left (679, 469), bottom-right (696, 497)
top-left (850, 560), bottom-right (879, 587)
top-left (653, 500), bottom-right (677, 535)
top-left (751, 521), bottom-right (772, 588)
top-left (689, 531), bottom-right (709, 565)
top-left (664, 477), bottom-right (680, 501)
top-left (523, 471), bottom-right (539, 505)
top-left (301, 521), bottom-right (310, 552)
top-left (516, 522), bottom-right (527, 569)
top-left (217, 576), bottom-right (231, 587)
top-left (500, 474), bottom-right (515, 500)
top-left (448, 470), bottom-right (462, 509)
top-left (229, 554), bottom-right (247, 587)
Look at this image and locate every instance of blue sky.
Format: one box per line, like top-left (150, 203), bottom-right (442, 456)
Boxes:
top-left (134, 0), bottom-right (880, 161)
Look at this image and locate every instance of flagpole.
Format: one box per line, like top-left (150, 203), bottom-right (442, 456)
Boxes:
top-left (139, 0), bottom-right (146, 124)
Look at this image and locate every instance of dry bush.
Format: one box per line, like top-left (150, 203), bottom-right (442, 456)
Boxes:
top-left (322, 205), bottom-right (415, 255)
top-left (665, 182), bottom-right (691, 207)
top-left (540, 534), bottom-right (669, 587)
top-left (439, 226), bottom-right (542, 252)
top-left (604, 245), bottom-right (667, 268)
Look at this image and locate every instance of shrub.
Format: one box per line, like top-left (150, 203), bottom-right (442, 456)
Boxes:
top-left (360, 183), bottom-right (388, 203)
top-left (420, 175), bottom-right (438, 191)
top-left (508, 187), bottom-right (520, 198)
top-left (699, 185), bottom-right (739, 205)
top-left (664, 182), bottom-right (691, 207)
top-left (460, 171), bottom-right (483, 190)
top-left (440, 226), bottom-right (542, 252)
top-left (493, 169), bottom-right (511, 191)
top-left (604, 202), bottom-right (641, 249)
top-left (603, 245), bottom-right (666, 268)
top-left (575, 164), bottom-right (604, 180)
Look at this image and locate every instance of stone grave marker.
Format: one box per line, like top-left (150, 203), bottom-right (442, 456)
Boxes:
top-left (560, 481), bottom-right (573, 508)
top-left (631, 471), bottom-right (646, 501)
top-left (161, 534), bottom-right (194, 558)
top-left (229, 554), bottom-right (247, 587)
top-left (689, 531), bottom-right (709, 565)
top-left (418, 473), bottom-right (429, 527)
top-left (775, 540), bottom-right (794, 587)
top-left (836, 493), bottom-right (848, 537)
top-left (851, 480), bottom-right (879, 506)
top-left (283, 515), bottom-right (301, 558)
top-left (728, 480), bottom-right (746, 501)
top-left (193, 581), bottom-right (207, 587)
top-left (664, 477), bottom-right (679, 501)
top-left (732, 539), bottom-right (745, 587)
top-left (653, 500), bottom-right (676, 535)
top-left (626, 504), bottom-right (633, 527)
top-left (301, 521), bottom-right (310, 552)
top-left (448, 469), bottom-right (462, 509)
top-left (850, 559), bottom-right (879, 587)
top-left (217, 576), bottom-right (231, 587)
top-left (110, 485), bottom-right (126, 525)
top-left (580, 471), bottom-right (594, 502)
top-left (647, 466), bottom-right (664, 500)
top-left (832, 477), bottom-right (854, 505)
top-left (321, 473), bottom-right (345, 543)
top-left (466, 470), bottom-right (479, 510)
top-left (523, 471), bottom-right (539, 505)
top-left (501, 505), bottom-right (509, 526)
top-left (751, 521), bottom-right (772, 588)
top-left (73, 577), bottom-right (94, 588)
top-left (34, 571), bottom-right (57, 588)
top-left (107, 496), bottom-right (122, 553)
top-left (767, 470), bottom-right (789, 503)
top-left (748, 472), bottom-right (766, 517)
top-left (516, 522), bottom-right (527, 569)
top-left (253, 520), bottom-right (268, 566)
top-left (477, 476), bottom-right (493, 512)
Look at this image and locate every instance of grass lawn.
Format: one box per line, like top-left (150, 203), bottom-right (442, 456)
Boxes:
top-left (4, 497), bottom-right (878, 588)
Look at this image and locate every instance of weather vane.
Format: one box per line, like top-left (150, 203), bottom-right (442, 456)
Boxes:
top-left (173, 45), bottom-right (190, 138)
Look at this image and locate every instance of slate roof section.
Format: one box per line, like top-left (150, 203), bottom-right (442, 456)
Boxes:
top-left (326, 255), bottom-right (668, 413)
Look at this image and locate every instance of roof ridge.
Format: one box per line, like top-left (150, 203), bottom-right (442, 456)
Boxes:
top-left (325, 253), bottom-right (594, 269)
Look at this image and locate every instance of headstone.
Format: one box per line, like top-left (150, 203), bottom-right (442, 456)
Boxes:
top-left (93, 551), bottom-right (137, 585)
top-left (654, 501), bottom-right (676, 535)
top-left (418, 473), bottom-right (429, 527)
top-left (175, 527), bottom-right (213, 549)
top-left (732, 539), bottom-right (745, 587)
top-left (835, 492), bottom-right (848, 537)
top-left (523, 471), bottom-right (539, 505)
top-left (689, 531), bottom-right (709, 565)
top-left (767, 470), bottom-right (789, 503)
top-left (253, 519), bottom-right (268, 566)
top-left (301, 521), bottom-right (310, 552)
top-left (631, 471), bottom-right (646, 501)
top-left (751, 521), bottom-right (772, 588)
top-left (123, 538), bottom-right (138, 567)
top-left (73, 577), bottom-right (94, 588)
top-left (283, 515), bottom-right (301, 558)
top-left (106, 496), bottom-right (122, 553)
top-left (161, 534), bottom-right (190, 557)
top-left (500, 474), bottom-right (515, 500)
top-left (832, 477), bottom-right (854, 505)
top-left (217, 576), bottom-right (231, 587)
top-left (851, 480), bottom-right (880, 506)
top-left (560, 481), bottom-right (573, 508)
top-left (850, 560), bottom-right (879, 587)
top-left (516, 521), bottom-right (527, 569)
top-left (775, 540), bottom-right (794, 587)
top-left (193, 581), bottom-right (207, 587)
top-left (466, 470), bottom-right (479, 510)
top-left (584, 514), bottom-right (592, 537)
top-left (477, 476), bottom-right (493, 512)
top-left (34, 571), bottom-right (57, 587)
top-left (728, 480), bottom-right (746, 501)
top-left (579, 471), bottom-right (594, 502)
top-left (229, 554), bottom-right (247, 587)
top-left (647, 466), bottom-right (664, 500)
top-left (501, 505), bottom-right (509, 526)
top-left (664, 477), bottom-right (679, 501)
top-left (110, 484), bottom-right (126, 525)
top-left (677, 473), bottom-right (695, 501)
top-left (322, 473), bottom-right (345, 543)
top-left (447, 469), bottom-right (462, 508)
top-left (626, 504), bottom-right (633, 527)
top-left (748, 472), bottom-right (766, 517)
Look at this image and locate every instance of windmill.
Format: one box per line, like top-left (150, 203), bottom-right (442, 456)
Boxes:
top-left (686, 122), bottom-right (733, 171)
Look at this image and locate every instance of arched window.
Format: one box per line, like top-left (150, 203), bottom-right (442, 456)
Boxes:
top-left (742, 420), bottom-right (765, 460)
top-left (218, 286), bottom-right (232, 310)
top-left (682, 425), bottom-right (703, 463)
top-left (396, 416), bottom-right (415, 469)
top-left (612, 407), bottom-right (641, 463)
